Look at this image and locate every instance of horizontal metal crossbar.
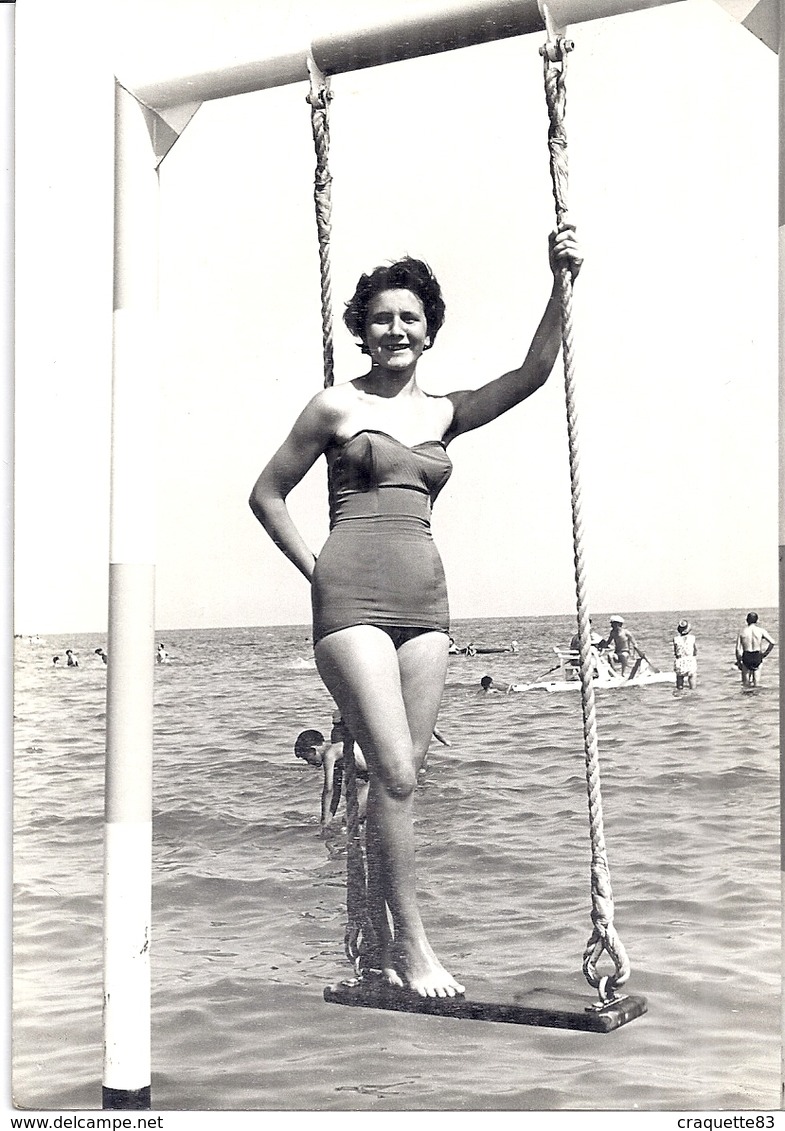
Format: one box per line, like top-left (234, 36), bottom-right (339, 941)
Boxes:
top-left (122, 0), bottom-right (684, 111)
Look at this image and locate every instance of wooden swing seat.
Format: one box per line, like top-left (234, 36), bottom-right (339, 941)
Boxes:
top-left (324, 976), bottom-right (647, 1033)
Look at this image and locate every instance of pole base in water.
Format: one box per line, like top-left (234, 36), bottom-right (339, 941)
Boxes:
top-left (324, 977), bottom-right (647, 1033)
top-left (102, 1085), bottom-right (152, 1110)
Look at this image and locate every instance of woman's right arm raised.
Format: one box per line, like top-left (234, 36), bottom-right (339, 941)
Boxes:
top-left (248, 391), bottom-right (337, 582)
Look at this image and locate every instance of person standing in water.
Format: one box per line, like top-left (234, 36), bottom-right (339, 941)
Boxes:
top-left (735, 612), bottom-right (775, 688)
top-left (672, 619), bottom-right (698, 691)
top-left (294, 727), bottom-right (370, 827)
top-left (249, 228), bottom-right (582, 998)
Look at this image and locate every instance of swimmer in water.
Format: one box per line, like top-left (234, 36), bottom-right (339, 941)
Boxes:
top-left (478, 675), bottom-right (510, 694)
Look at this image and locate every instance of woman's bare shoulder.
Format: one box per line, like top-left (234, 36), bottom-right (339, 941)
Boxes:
top-left (298, 381), bottom-right (357, 431)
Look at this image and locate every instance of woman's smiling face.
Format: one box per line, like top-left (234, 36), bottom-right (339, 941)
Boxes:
top-left (363, 288), bottom-right (430, 372)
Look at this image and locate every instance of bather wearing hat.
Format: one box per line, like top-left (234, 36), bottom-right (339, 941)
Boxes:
top-left (673, 619), bottom-right (698, 690)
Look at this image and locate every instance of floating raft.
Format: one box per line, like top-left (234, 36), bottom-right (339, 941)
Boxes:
top-left (324, 977), bottom-right (647, 1033)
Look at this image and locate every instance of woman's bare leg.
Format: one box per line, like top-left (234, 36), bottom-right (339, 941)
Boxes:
top-left (397, 631), bottom-right (449, 771)
top-left (364, 789), bottom-right (392, 965)
top-left (315, 626), bottom-right (463, 996)
top-left (316, 627), bottom-right (416, 981)
top-left (383, 630), bottom-right (464, 993)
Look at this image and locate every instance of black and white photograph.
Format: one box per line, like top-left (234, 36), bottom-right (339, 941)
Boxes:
top-left (11, 0), bottom-right (781, 1122)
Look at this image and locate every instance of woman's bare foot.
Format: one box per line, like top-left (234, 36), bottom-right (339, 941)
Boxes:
top-left (383, 935), bottom-right (465, 997)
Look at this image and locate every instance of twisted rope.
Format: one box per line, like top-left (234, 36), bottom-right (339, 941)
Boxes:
top-left (541, 32), bottom-right (630, 1002)
top-left (307, 54), bottom-right (335, 390)
top-left (307, 57), bottom-right (374, 972)
top-left (340, 734), bottom-right (378, 973)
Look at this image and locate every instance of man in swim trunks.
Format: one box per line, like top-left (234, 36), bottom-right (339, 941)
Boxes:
top-left (735, 612), bottom-right (775, 688)
top-left (294, 727), bottom-right (370, 826)
top-left (599, 616), bottom-right (639, 677)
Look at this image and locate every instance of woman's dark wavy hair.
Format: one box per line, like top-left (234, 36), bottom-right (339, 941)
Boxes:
top-left (343, 257), bottom-right (446, 354)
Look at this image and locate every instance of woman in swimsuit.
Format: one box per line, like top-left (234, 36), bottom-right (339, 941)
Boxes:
top-left (249, 228), bottom-right (582, 997)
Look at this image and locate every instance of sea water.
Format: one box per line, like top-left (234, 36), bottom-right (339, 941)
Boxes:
top-left (12, 609), bottom-right (781, 1111)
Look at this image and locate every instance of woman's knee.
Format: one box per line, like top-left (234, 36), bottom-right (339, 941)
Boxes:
top-left (375, 746), bottom-right (418, 799)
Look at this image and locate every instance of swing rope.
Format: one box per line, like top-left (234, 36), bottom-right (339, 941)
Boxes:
top-left (307, 58), bottom-right (376, 975)
top-left (541, 27), bottom-right (630, 1002)
top-left (306, 53), bottom-right (336, 391)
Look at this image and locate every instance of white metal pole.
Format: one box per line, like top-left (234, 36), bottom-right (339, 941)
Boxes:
top-left (102, 80), bottom-right (159, 1111)
top-left (122, 0), bottom-right (683, 111)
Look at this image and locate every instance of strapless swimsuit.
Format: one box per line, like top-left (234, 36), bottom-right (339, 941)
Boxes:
top-left (311, 429), bottom-right (453, 645)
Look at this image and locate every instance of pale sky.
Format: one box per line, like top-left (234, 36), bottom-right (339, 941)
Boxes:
top-left (13, 0), bottom-right (778, 634)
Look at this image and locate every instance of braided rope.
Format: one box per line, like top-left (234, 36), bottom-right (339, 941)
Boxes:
top-left (340, 735), bottom-right (378, 972)
top-left (307, 57), bottom-right (375, 972)
top-left (306, 54), bottom-right (335, 390)
top-left (541, 35), bottom-right (630, 1001)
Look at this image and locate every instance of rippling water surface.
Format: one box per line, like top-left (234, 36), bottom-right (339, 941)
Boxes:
top-left (13, 610), bottom-right (781, 1111)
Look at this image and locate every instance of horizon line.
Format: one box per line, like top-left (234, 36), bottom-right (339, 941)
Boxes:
top-left (14, 604), bottom-right (779, 639)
